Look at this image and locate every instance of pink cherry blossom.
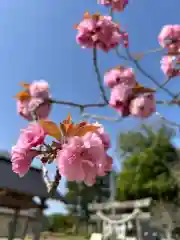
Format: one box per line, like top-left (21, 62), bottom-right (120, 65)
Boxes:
top-left (17, 98), bottom-right (51, 121)
top-left (98, 0), bottom-right (128, 12)
top-left (11, 148), bottom-right (39, 177)
top-left (11, 123), bottom-right (45, 176)
top-left (120, 31), bottom-right (129, 48)
top-left (158, 25), bottom-right (180, 54)
top-left (57, 134), bottom-right (107, 186)
top-left (103, 154), bottom-right (113, 173)
top-left (92, 122), bottom-right (111, 150)
top-left (97, 154), bottom-right (113, 176)
top-left (161, 55), bottom-right (180, 77)
top-left (104, 66), bottom-right (136, 88)
top-left (17, 80), bottom-right (51, 121)
top-left (29, 80), bottom-right (50, 99)
top-left (130, 93), bottom-right (156, 118)
top-left (112, 100), bottom-right (131, 117)
top-left (16, 122), bottom-right (46, 149)
top-left (109, 84), bottom-right (133, 117)
top-left (76, 14), bottom-right (122, 52)
top-left (109, 84), bottom-right (133, 104)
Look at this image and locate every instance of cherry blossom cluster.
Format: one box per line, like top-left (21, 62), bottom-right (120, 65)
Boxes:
top-left (98, 0), bottom-right (129, 12)
top-left (16, 80), bottom-right (51, 120)
top-left (159, 25), bottom-right (180, 77)
top-left (11, 0), bottom-right (180, 191)
top-left (12, 81), bottom-right (112, 186)
top-left (75, 12), bottom-right (128, 52)
top-left (104, 66), bottom-right (156, 118)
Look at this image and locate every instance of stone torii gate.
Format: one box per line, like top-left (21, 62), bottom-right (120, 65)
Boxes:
top-left (88, 198), bottom-right (152, 240)
top-left (0, 151), bottom-right (67, 240)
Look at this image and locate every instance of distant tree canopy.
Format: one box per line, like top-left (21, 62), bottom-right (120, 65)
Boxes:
top-left (47, 214), bottom-right (74, 232)
top-left (118, 124), bottom-right (176, 156)
top-left (116, 125), bottom-right (180, 202)
top-left (66, 173), bottom-right (111, 220)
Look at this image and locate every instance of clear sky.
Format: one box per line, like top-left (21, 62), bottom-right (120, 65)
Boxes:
top-left (0, 0), bottom-right (180, 214)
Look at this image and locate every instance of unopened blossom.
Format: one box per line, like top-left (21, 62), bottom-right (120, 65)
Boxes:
top-left (17, 80), bottom-right (51, 120)
top-left (11, 123), bottom-right (45, 176)
top-left (76, 13), bottom-right (122, 52)
top-left (161, 55), bottom-right (180, 77)
top-left (11, 148), bottom-right (39, 177)
top-left (98, 0), bottom-right (128, 12)
top-left (130, 93), bottom-right (156, 118)
top-left (104, 66), bottom-right (136, 88)
top-left (57, 134), bottom-right (108, 186)
top-left (158, 25), bottom-right (180, 54)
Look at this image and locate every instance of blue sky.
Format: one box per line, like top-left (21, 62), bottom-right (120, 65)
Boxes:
top-left (0, 0), bottom-right (180, 214)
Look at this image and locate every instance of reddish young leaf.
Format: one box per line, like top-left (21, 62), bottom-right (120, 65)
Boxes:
top-left (73, 24), bottom-right (79, 29)
top-left (14, 90), bottom-right (31, 101)
top-left (84, 11), bottom-right (90, 19)
top-left (61, 113), bottom-right (73, 134)
top-left (39, 120), bottom-right (61, 141)
top-left (133, 83), bottom-right (156, 95)
top-left (19, 82), bottom-right (30, 89)
top-left (74, 124), bottom-right (99, 137)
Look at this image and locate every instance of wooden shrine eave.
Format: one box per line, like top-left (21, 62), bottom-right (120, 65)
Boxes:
top-left (0, 152), bottom-right (67, 204)
top-left (0, 189), bottom-right (48, 210)
top-left (0, 195), bottom-right (37, 209)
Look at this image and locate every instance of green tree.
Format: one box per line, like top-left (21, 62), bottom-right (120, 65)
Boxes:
top-left (118, 124), bottom-right (175, 156)
top-left (47, 214), bottom-right (73, 232)
top-left (66, 173), bottom-right (111, 219)
top-left (116, 125), bottom-right (179, 202)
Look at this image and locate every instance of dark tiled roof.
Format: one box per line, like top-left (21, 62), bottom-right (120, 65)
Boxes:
top-left (0, 151), bottom-right (67, 204)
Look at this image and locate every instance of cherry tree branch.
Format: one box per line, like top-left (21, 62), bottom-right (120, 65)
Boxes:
top-left (50, 98), bottom-right (107, 109)
top-left (82, 112), bottom-right (123, 122)
top-left (42, 164), bottom-right (61, 196)
top-left (125, 48), bottom-right (176, 97)
top-left (115, 47), bottom-right (129, 61)
top-left (155, 112), bottom-right (180, 127)
top-left (37, 6), bottom-right (180, 194)
top-left (92, 47), bottom-right (109, 103)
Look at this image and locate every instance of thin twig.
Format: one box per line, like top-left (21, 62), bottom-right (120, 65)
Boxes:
top-left (42, 164), bottom-right (61, 197)
top-left (49, 168), bottom-right (62, 197)
top-left (82, 112), bottom-right (123, 122)
top-left (50, 98), bottom-right (107, 109)
top-left (115, 47), bottom-right (129, 61)
top-left (42, 164), bottom-right (53, 192)
top-left (142, 47), bottom-right (163, 55)
top-left (156, 99), bottom-right (180, 105)
top-left (92, 47), bottom-right (109, 103)
top-left (125, 48), bottom-right (175, 98)
top-left (159, 77), bottom-right (172, 88)
top-left (155, 112), bottom-right (180, 127)
top-left (173, 91), bottom-right (180, 100)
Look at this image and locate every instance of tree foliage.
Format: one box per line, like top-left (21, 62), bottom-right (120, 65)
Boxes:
top-left (118, 124), bottom-right (175, 156)
top-left (66, 173), bottom-right (111, 219)
top-left (116, 125), bottom-right (179, 202)
top-left (47, 214), bottom-right (74, 232)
